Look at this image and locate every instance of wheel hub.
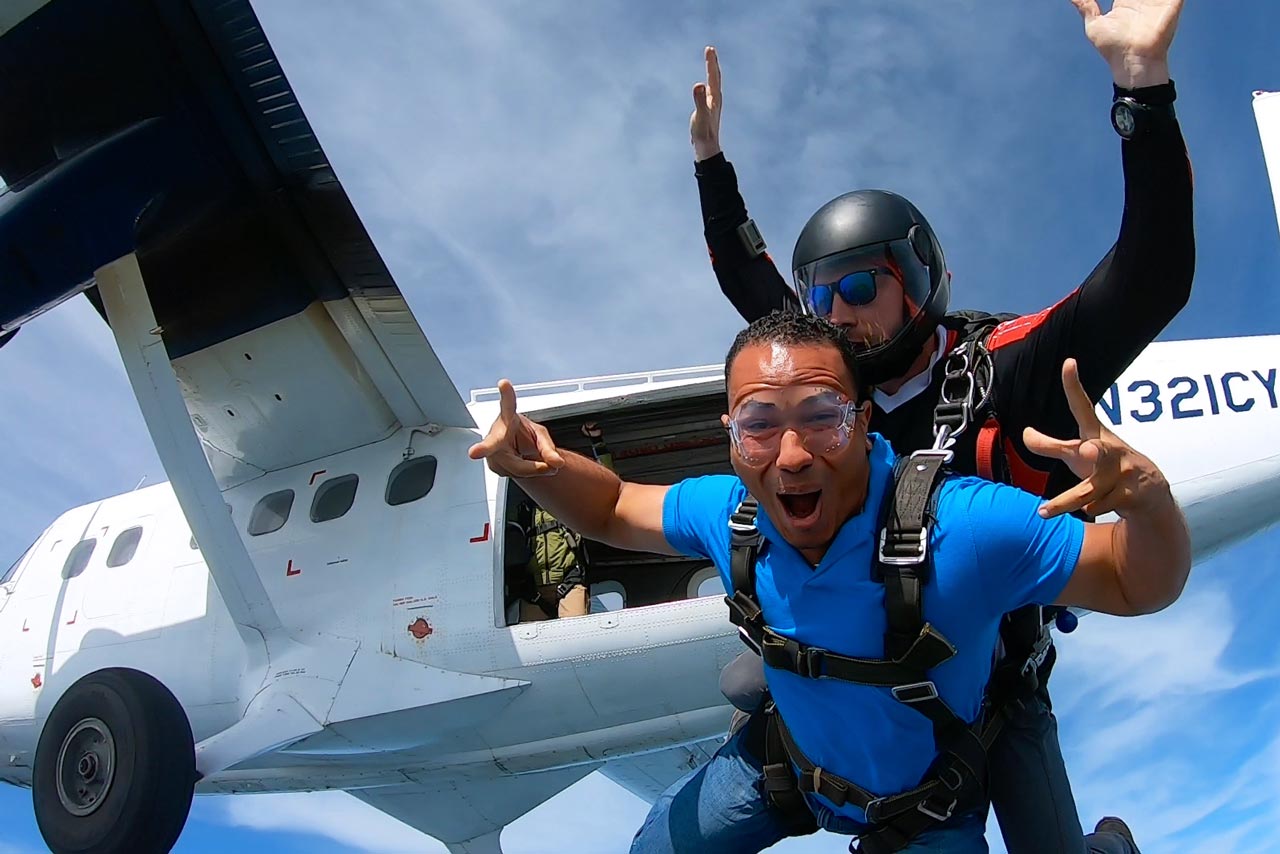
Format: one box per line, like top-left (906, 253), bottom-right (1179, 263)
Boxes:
top-left (56, 717), bottom-right (116, 817)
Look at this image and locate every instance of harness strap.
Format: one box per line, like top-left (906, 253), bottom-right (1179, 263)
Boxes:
top-left (757, 623), bottom-right (955, 684)
top-left (878, 452), bottom-right (949, 660)
top-left (975, 415), bottom-right (999, 483)
top-left (724, 452), bottom-right (990, 853)
top-left (771, 713), bottom-right (980, 824)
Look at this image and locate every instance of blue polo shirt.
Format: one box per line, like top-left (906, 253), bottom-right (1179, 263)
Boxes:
top-left (662, 433), bottom-right (1084, 822)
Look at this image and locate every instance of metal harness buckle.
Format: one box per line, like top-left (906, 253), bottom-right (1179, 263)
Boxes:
top-left (1021, 623), bottom-right (1053, 676)
top-left (917, 794), bottom-right (957, 822)
top-left (797, 646), bottom-right (824, 679)
top-left (878, 527), bottom-right (928, 565)
top-left (891, 681), bottom-right (940, 704)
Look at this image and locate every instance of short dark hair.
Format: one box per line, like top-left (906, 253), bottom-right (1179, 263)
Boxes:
top-left (725, 311), bottom-right (867, 400)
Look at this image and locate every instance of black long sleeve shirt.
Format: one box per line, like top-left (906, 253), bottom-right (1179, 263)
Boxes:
top-left (696, 87), bottom-right (1194, 498)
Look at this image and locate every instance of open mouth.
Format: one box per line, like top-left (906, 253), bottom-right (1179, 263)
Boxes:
top-left (777, 490), bottom-right (822, 525)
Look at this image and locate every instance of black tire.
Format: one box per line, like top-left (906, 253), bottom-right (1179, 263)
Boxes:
top-left (33, 668), bottom-right (196, 854)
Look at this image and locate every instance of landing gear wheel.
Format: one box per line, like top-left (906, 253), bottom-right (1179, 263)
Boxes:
top-left (33, 669), bottom-right (196, 854)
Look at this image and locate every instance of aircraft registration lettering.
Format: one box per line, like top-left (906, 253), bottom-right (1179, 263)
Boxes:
top-left (1097, 368), bottom-right (1279, 426)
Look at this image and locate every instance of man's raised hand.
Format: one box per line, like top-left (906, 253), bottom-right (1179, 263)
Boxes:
top-left (1024, 358), bottom-right (1167, 519)
top-left (1068, 0), bottom-right (1184, 88)
top-left (468, 380), bottom-right (565, 478)
top-left (690, 46), bottom-right (723, 162)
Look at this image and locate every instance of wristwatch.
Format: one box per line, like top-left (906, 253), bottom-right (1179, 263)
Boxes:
top-left (1110, 80), bottom-right (1178, 140)
top-left (1111, 98), bottom-right (1176, 140)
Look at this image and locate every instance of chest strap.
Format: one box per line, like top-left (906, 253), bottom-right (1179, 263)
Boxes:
top-left (725, 451), bottom-right (955, 692)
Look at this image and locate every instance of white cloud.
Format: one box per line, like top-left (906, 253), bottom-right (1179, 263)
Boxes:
top-left (218, 790), bottom-right (447, 853)
top-left (1041, 538), bottom-right (1280, 852)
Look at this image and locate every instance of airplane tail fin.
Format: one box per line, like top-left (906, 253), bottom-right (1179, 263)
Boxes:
top-left (1253, 91), bottom-right (1280, 242)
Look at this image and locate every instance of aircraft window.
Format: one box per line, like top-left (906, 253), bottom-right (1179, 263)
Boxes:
top-left (385, 456), bottom-right (437, 507)
top-left (248, 490), bottom-right (295, 536)
top-left (61, 539), bottom-right (97, 579)
top-left (106, 527), bottom-right (143, 567)
top-left (311, 474), bottom-right (358, 523)
top-left (684, 565), bottom-right (725, 599)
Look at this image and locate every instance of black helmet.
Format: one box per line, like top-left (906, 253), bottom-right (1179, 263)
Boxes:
top-left (791, 190), bottom-right (950, 384)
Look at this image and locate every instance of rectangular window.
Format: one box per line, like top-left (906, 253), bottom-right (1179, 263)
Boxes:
top-left (248, 490), bottom-right (295, 536)
top-left (386, 457), bottom-right (437, 507)
top-left (106, 527), bottom-right (144, 567)
top-left (311, 475), bottom-right (358, 523)
top-left (62, 539), bottom-right (97, 579)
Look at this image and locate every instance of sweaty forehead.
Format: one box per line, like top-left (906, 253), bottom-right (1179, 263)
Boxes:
top-left (727, 341), bottom-right (853, 405)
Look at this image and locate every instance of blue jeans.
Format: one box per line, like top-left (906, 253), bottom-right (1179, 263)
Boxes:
top-left (630, 725), bottom-right (989, 853)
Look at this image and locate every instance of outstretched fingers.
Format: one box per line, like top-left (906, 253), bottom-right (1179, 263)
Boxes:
top-left (1068, 0), bottom-right (1101, 22)
top-left (1038, 477), bottom-right (1101, 519)
top-left (1060, 358), bottom-right (1103, 440)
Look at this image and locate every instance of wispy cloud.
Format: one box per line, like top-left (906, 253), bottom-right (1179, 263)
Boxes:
top-left (252, 0), bottom-right (1102, 396)
top-left (1040, 536), bottom-right (1280, 853)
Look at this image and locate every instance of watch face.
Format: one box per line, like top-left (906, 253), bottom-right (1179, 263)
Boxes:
top-left (1113, 101), bottom-right (1136, 137)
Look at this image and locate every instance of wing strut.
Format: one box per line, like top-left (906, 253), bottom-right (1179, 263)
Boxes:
top-left (96, 252), bottom-right (282, 656)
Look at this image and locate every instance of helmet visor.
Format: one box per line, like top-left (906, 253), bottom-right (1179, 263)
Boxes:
top-left (793, 239), bottom-right (932, 328)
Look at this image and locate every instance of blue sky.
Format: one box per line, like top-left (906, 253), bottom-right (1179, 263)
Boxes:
top-left (1, 0), bottom-right (1279, 851)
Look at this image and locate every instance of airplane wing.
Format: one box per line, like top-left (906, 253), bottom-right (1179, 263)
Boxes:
top-left (349, 764), bottom-right (601, 854)
top-left (0, 0), bottom-right (472, 491)
top-left (0, 0), bottom-right (477, 635)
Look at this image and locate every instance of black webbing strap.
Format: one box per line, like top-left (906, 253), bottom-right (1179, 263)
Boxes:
top-left (878, 452), bottom-right (949, 660)
top-left (728, 497), bottom-right (762, 598)
top-left (758, 623), bottom-right (956, 683)
top-left (724, 463), bottom-right (997, 852)
top-left (766, 709), bottom-right (991, 854)
top-left (725, 497), bottom-right (767, 652)
top-left (770, 713), bottom-right (978, 824)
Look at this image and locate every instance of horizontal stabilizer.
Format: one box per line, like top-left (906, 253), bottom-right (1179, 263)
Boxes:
top-left (351, 764), bottom-right (600, 848)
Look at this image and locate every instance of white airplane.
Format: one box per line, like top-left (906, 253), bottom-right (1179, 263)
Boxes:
top-left (0, 2), bottom-right (1277, 853)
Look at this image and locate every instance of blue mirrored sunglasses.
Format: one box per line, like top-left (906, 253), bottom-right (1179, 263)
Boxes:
top-left (806, 269), bottom-right (886, 317)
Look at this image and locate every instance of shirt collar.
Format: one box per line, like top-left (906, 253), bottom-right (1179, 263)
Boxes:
top-left (872, 325), bottom-right (947, 413)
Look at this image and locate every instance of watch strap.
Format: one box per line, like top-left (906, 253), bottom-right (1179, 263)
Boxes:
top-left (1113, 79), bottom-right (1177, 106)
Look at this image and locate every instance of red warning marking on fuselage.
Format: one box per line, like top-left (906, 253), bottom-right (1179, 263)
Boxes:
top-left (469, 522), bottom-right (491, 543)
top-left (309, 469), bottom-right (327, 486)
top-left (65, 611), bottom-right (77, 626)
top-left (21, 619), bottom-right (28, 632)
top-left (286, 559), bottom-right (301, 577)
top-left (408, 617), bottom-right (433, 640)
top-left (30, 673), bottom-right (41, 689)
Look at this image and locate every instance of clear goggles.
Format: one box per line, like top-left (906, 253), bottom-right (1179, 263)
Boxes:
top-left (793, 239), bottom-right (932, 320)
top-left (727, 387), bottom-right (863, 465)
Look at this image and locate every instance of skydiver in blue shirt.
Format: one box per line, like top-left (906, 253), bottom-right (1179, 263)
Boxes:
top-left (469, 312), bottom-right (1190, 853)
